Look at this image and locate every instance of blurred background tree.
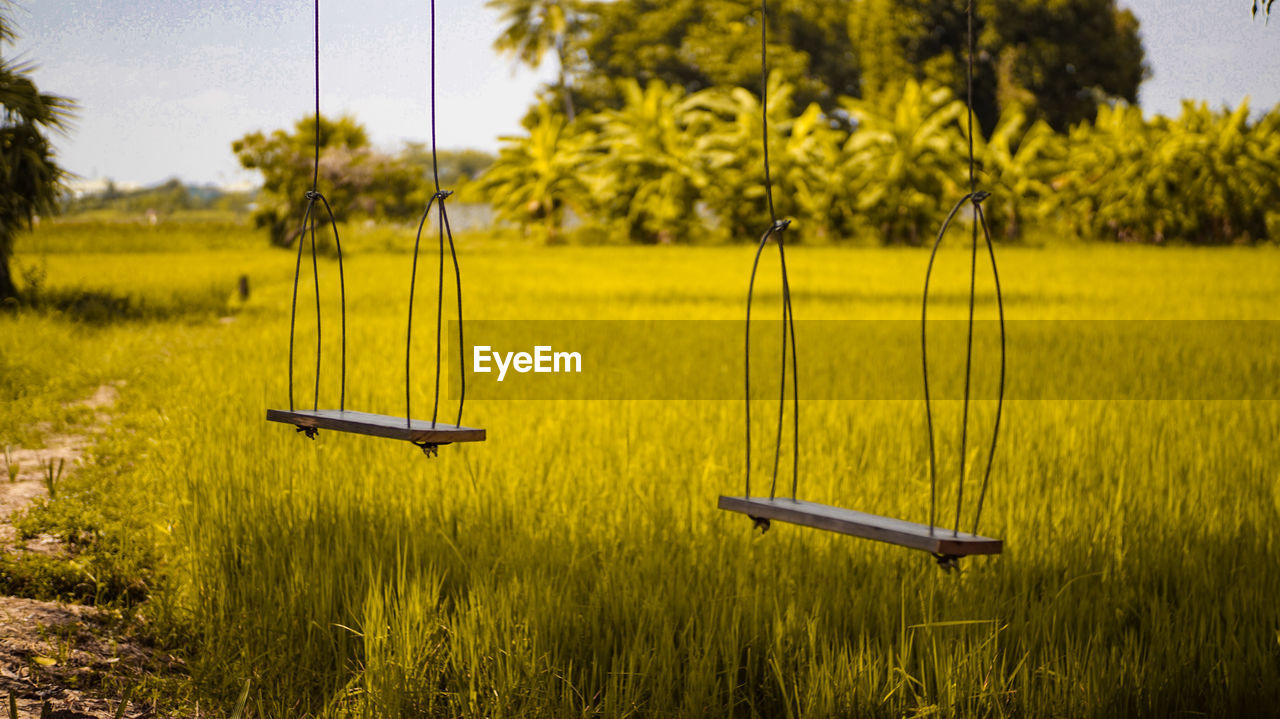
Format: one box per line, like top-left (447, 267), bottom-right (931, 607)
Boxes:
top-left (232, 114), bottom-right (369, 246)
top-left (570, 0), bottom-right (858, 116)
top-left (224, 1), bottom-right (1273, 247)
top-left (480, 103), bottom-right (594, 241)
top-left (853, 0), bottom-right (1145, 132)
top-left (487, 0), bottom-right (586, 120)
top-left (232, 114), bottom-right (465, 246)
top-left (0, 8), bottom-right (74, 300)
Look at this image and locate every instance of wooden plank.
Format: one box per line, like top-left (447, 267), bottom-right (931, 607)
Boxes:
top-left (266, 409), bottom-right (485, 444)
top-left (718, 496), bottom-right (1002, 556)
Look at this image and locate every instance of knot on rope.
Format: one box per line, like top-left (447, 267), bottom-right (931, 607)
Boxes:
top-left (304, 190), bottom-right (323, 201)
top-left (970, 190), bottom-right (990, 205)
top-left (434, 189), bottom-right (454, 201)
top-left (412, 441), bottom-right (439, 458)
top-left (295, 425), bottom-right (318, 439)
top-left (749, 515), bottom-right (771, 533)
top-left (771, 219), bottom-right (792, 234)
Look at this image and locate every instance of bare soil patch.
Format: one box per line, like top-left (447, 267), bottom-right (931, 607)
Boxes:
top-left (1, 384), bottom-right (160, 718)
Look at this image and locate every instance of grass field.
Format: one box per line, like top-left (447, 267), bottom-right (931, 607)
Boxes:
top-left (2, 222), bottom-right (1278, 717)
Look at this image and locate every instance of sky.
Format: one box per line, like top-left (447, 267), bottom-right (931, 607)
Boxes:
top-left (6, 0), bottom-right (1278, 188)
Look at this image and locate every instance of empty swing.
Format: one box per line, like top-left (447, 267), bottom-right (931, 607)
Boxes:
top-left (265, 0), bottom-right (485, 455)
top-left (717, 0), bottom-right (1005, 564)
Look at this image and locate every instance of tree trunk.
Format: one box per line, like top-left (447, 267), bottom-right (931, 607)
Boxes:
top-left (0, 254), bottom-right (16, 301)
top-left (556, 38), bottom-right (575, 122)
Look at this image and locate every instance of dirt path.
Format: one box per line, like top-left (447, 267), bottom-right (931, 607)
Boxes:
top-left (1, 384), bottom-right (155, 718)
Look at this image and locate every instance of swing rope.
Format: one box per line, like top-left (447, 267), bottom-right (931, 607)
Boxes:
top-left (921, 0), bottom-right (1007, 538)
top-left (406, 0), bottom-right (467, 431)
top-left (287, 0), bottom-right (347, 423)
top-left (744, 0), bottom-right (799, 507)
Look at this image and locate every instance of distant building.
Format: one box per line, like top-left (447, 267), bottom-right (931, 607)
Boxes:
top-left (66, 178), bottom-right (142, 199)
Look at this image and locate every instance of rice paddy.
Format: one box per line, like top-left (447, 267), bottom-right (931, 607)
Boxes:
top-left (3, 224), bottom-right (1278, 717)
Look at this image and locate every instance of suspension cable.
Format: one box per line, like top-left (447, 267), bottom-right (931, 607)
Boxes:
top-left (744, 0), bottom-right (798, 502)
top-left (287, 0), bottom-right (347, 416)
top-left (970, 203), bottom-right (1005, 535)
top-left (760, 0), bottom-right (777, 225)
top-left (922, 0), bottom-right (1006, 537)
top-left (407, 0), bottom-right (467, 430)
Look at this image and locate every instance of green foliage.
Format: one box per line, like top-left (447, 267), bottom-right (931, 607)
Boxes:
top-left (852, 0), bottom-right (1145, 133)
top-left (969, 104), bottom-right (1065, 241)
top-left (233, 114), bottom-right (443, 246)
top-left (0, 8), bottom-right (75, 299)
top-left (498, 0), bottom-right (1144, 140)
top-left (569, 0), bottom-right (857, 116)
top-left (841, 80), bottom-right (968, 244)
top-left (590, 78), bottom-right (711, 243)
top-left (400, 145), bottom-right (495, 194)
top-left (480, 103), bottom-right (594, 241)
top-left (1058, 101), bottom-right (1280, 244)
top-left (493, 68), bottom-right (1280, 246)
top-left (693, 73), bottom-right (849, 242)
top-left (991, 0), bottom-right (1146, 131)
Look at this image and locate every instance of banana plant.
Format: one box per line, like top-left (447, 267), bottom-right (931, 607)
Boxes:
top-left (481, 102), bottom-right (595, 242)
top-left (690, 73), bottom-right (800, 242)
top-left (966, 103), bottom-right (1065, 241)
top-left (840, 80), bottom-right (967, 245)
top-left (590, 78), bottom-right (711, 243)
top-left (692, 72), bottom-right (853, 243)
top-left (1059, 102), bottom-right (1151, 241)
top-left (1062, 100), bottom-right (1280, 243)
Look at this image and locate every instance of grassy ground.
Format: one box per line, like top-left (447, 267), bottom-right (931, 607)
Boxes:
top-left (2, 221), bottom-right (1278, 717)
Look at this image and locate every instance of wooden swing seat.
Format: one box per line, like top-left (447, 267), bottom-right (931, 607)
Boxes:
top-left (718, 496), bottom-right (1002, 556)
top-left (266, 409), bottom-right (486, 444)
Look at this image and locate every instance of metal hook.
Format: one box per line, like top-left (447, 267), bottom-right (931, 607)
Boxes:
top-left (932, 553), bottom-right (960, 572)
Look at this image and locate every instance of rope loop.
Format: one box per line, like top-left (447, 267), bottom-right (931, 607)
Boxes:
top-left (771, 219), bottom-right (792, 234)
top-left (970, 190), bottom-right (991, 205)
top-left (434, 189), bottom-right (454, 201)
top-left (295, 426), bottom-right (318, 439)
top-left (304, 190), bottom-right (322, 201)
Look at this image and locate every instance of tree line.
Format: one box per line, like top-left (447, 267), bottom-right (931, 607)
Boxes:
top-left (491, 0), bottom-right (1146, 135)
top-left (472, 0), bottom-right (1277, 245)
top-left (231, 116), bottom-right (494, 246)
top-left (3, 2), bottom-right (1277, 301)
top-left (482, 76), bottom-right (1280, 245)
top-left (230, 0), bottom-right (1275, 247)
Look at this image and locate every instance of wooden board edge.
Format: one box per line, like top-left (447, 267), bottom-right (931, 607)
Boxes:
top-left (266, 409), bottom-right (486, 444)
top-left (718, 495), bottom-right (1002, 557)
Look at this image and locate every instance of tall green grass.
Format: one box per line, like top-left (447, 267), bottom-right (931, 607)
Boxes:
top-left (4, 234), bottom-right (1279, 717)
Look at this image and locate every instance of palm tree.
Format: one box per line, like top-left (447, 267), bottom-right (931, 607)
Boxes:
top-left (0, 13), bottom-right (74, 300)
top-left (487, 0), bottom-right (582, 120)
